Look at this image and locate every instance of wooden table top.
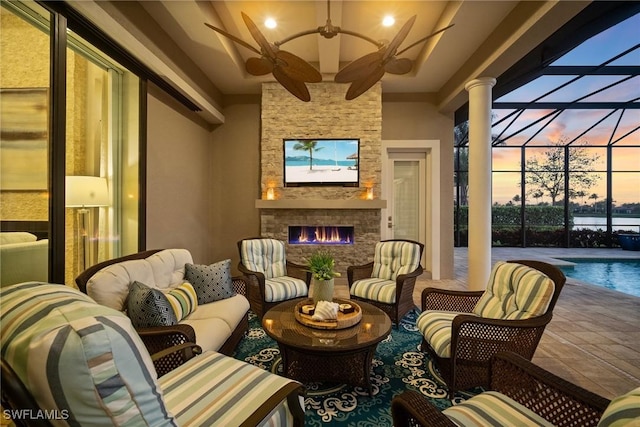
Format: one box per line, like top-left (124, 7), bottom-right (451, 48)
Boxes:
top-left (262, 298), bottom-right (392, 353)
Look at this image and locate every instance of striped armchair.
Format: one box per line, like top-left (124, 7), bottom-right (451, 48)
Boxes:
top-left (238, 238), bottom-right (310, 318)
top-left (0, 282), bottom-right (306, 427)
top-left (348, 239), bottom-right (424, 326)
top-left (417, 260), bottom-right (566, 397)
top-left (392, 351), bottom-right (619, 427)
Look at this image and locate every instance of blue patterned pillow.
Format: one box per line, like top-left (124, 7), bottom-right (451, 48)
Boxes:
top-left (128, 281), bottom-right (178, 328)
top-left (185, 259), bottom-right (234, 304)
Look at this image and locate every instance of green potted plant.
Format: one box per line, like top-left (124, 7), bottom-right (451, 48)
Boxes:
top-left (306, 249), bottom-right (340, 303)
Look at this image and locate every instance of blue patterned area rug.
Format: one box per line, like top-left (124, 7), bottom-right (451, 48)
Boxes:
top-left (232, 310), bottom-right (479, 426)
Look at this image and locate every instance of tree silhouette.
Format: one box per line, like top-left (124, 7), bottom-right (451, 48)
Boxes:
top-left (454, 118), bottom-right (504, 206)
top-left (589, 193), bottom-right (599, 212)
top-left (522, 138), bottom-right (600, 206)
top-left (292, 140), bottom-right (324, 170)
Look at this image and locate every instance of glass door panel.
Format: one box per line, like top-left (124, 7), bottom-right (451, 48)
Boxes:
top-left (387, 152), bottom-right (426, 244)
top-left (0, 2), bottom-right (51, 286)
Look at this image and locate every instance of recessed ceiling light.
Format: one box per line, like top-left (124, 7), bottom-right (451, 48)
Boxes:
top-left (265, 17), bottom-right (277, 29)
top-left (382, 15), bottom-right (395, 27)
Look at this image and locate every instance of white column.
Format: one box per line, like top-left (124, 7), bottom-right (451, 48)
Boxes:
top-left (464, 77), bottom-right (496, 291)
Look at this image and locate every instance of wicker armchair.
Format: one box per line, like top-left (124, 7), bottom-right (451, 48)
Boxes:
top-left (348, 239), bottom-right (424, 326)
top-left (238, 237), bottom-right (310, 318)
top-left (391, 351), bottom-right (611, 427)
top-left (76, 249), bottom-right (249, 376)
top-left (418, 260), bottom-right (566, 397)
top-left (391, 352), bottom-right (610, 427)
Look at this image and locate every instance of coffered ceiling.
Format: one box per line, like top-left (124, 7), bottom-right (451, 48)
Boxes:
top-left (69, 1), bottom-right (591, 122)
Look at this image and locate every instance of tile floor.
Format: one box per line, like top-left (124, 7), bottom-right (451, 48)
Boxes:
top-left (336, 246), bottom-right (640, 400)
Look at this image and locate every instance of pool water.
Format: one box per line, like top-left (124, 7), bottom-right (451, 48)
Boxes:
top-left (557, 258), bottom-right (640, 298)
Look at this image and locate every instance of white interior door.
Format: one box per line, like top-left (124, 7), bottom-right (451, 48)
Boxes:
top-left (384, 152), bottom-right (426, 246)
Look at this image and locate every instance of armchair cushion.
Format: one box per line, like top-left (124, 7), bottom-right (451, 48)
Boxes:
top-left (598, 387), bottom-right (640, 427)
top-left (159, 350), bottom-right (303, 426)
top-left (1, 282), bottom-right (175, 426)
top-left (350, 278), bottom-right (396, 304)
top-left (185, 259), bottom-right (234, 304)
top-left (265, 276), bottom-right (308, 303)
top-left (472, 261), bottom-right (555, 320)
top-left (442, 391), bottom-right (554, 427)
top-left (416, 311), bottom-right (463, 358)
top-left (240, 238), bottom-right (287, 279)
top-left (372, 240), bottom-right (421, 280)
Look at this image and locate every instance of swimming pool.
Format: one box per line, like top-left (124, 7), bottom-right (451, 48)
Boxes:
top-left (557, 258), bottom-right (640, 298)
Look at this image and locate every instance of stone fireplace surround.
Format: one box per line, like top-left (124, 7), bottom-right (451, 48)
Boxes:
top-left (258, 82), bottom-right (384, 273)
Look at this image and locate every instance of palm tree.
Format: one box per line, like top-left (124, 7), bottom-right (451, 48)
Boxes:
top-left (292, 140), bottom-right (324, 170)
top-left (589, 193), bottom-right (599, 212)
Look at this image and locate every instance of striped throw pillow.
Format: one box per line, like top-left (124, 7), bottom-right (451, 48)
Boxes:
top-left (165, 282), bottom-right (198, 321)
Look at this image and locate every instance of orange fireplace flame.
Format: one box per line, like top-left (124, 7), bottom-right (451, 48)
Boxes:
top-left (296, 227), bottom-right (352, 244)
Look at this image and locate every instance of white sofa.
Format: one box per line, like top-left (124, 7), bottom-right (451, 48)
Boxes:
top-left (77, 249), bottom-right (250, 357)
top-left (0, 232), bottom-right (48, 287)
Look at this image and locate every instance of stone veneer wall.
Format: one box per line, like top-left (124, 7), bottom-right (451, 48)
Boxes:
top-left (259, 82), bottom-right (383, 273)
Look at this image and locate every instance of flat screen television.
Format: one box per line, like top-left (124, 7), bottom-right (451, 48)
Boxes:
top-left (283, 138), bottom-right (359, 187)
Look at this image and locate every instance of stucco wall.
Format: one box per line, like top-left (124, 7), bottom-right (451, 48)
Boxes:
top-left (210, 102), bottom-right (261, 273)
top-left (146, 93), bottom-right (213, 264)
top-left (382, 101), bottom-right (455, 279)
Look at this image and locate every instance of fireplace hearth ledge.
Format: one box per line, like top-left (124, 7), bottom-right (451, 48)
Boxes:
top-left (255, 200), bottom-right (386, 209)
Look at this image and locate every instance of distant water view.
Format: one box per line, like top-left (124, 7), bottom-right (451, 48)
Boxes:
top-left (573, 216), bottom-right (640, 232)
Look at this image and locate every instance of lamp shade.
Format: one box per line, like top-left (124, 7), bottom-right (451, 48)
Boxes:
top-left (65, 176), bottom-right (109, 207)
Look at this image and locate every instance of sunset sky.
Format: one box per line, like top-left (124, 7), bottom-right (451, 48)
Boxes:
top-left (489, 12), bottom-right (640, 206)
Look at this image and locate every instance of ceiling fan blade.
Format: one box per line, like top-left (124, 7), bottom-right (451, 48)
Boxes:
top-left (276, 51), bottom-right (322, 83)
top-left (334, 51), bottom-right (383, 83)
top-left (273, 67), bottom-right (312, 102)
top-left (241, 12), bottom-right (277, 59)
top-left (246, 57), bottom-right (274, 76)
top-left (396, 24), bottom-right (455, 57)
top-left (384, 57), bottom-right (413, 75)
top-left (345, 67), bottom-right (385, 101)
top-left (383, 15), bottom-right (416, 61)
top-left (204, 22), bottom-right (261, 55)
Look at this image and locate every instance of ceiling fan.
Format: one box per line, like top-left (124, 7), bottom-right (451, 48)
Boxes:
top-left (205, 1), bottom-right (453, 102)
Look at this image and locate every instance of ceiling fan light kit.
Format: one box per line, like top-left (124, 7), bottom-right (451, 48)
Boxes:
top-left (205, 1), bottom-right (453, 102)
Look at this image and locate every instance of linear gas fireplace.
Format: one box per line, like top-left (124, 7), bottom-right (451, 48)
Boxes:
top-left (289, 226), bottom-right (354, 245)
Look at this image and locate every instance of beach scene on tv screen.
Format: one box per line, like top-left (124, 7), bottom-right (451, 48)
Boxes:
top-left (284, 139), bottom-right (359, 184)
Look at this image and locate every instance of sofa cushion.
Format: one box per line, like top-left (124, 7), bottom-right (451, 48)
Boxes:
top-left (87, 249), bottom-right (193, 311)
top-left (0, 232), bottom-right (37, 245)
top-left (186, 294), bottom-right (250, 332)
top-left (598, 387), bottom-right (640, 427)
top-left (0, 282), bottom-right (176, 426)
top-left (443, 390), bottom-right (554, 426)
top-left (371, 240), bottom-right (421, 281)
top-left (128, 281), bottom-right (178, 328)
top-left (350, 277), bottom-right (397, 303)
top-left (165, 282), bottom-right (198, 321)
top-left (240, 238), bottom-right (287, 279)
top-left (473, 261), bottom-right (555, 320)
top-left (185, 259), bottom-right (234, 304)
top-left (159, 350), bottom-right (302, 427)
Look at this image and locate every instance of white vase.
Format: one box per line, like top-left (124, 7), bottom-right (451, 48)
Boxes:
top-left (311, 278), bottom-right (335, 304)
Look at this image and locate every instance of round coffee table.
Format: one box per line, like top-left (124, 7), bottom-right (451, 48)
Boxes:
top-left (262, 298), bottom-right (392, 396)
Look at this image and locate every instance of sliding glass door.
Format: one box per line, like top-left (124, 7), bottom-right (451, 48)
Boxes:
top-left (1, 0), bottom-right (140, 286)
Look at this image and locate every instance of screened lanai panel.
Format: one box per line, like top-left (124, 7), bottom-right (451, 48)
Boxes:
top-left (492, 147), bottom-right (520, 171)
top-left (612, 147), bottom-right (640, 170)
